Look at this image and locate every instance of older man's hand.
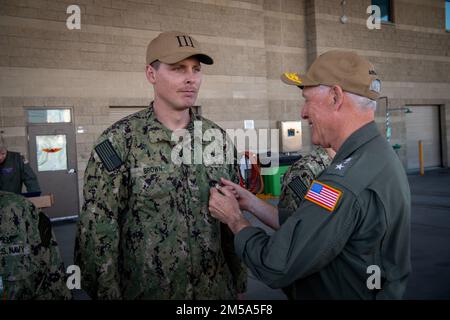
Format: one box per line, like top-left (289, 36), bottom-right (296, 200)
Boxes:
top-left (209, 187), bottom-right (251, 234)
top-left (220, 177), bottom-right (258, 212)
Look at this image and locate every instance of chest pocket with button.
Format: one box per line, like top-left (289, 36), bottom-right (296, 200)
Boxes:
top-left (131, 163), bottom-right (178, 200)
top-left (205, 164), bottom-right (232, 185)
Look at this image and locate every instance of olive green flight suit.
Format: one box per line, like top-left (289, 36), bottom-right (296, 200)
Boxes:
top-left (235, 122), bottom-right (411, 299)
top-left (0, 152), bottom-right (40, 194)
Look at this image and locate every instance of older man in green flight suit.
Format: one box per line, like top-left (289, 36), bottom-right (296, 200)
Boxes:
top-left (0, 139), bottom-right (40, 194)
top-left (209, 50), bottom-right (411, 300)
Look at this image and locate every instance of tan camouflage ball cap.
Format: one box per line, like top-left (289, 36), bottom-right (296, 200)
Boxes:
top-left (146, 31), bottom-right (214, 65)
top-left (280, 50), bottom-right (381, 100)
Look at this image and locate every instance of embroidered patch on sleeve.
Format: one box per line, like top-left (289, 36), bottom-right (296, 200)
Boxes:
top-left (304, 180), bottom-right (342, 212)
top-left (288, 176), bottom-right (309, 201)
top-left (94, 139), bottom-right (123, 172)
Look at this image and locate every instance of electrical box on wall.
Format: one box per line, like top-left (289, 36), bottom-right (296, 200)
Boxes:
top-left (244, 120), bottom-right (254, 129)
top-left (278, 121), bottom-right (302, 153)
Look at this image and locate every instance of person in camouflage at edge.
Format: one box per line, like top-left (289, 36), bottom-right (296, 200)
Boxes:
top-left (278, 147), bottom-right (334, 211)
top-left (74, 31), bottom-right (247, 299)
top-left (0, 191), bottom-right (71, 300)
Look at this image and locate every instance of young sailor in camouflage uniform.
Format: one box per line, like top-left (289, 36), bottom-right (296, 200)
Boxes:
top-left (0, 191), bottom-right (71, 299)
top-left (74, 31), bottom-right (246, 299)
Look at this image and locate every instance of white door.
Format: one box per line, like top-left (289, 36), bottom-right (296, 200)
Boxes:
top-left (26, 108), bottom-right (80, 219)
top-left (405, 106), bottom-right (441, 170)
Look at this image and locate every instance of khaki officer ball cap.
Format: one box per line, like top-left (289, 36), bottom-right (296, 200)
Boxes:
top-left (280, 50), bottom-right (381, 100)
top-left (146, 31), bottom-right (214, 65)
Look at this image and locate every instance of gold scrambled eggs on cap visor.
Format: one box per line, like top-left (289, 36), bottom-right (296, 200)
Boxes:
top-left (281, 72), bottom-right (303, 85)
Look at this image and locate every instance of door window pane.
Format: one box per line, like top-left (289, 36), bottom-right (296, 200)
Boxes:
top-left (28, 109), bottom-right (71, 123)
top-left (36, 135), bottom-right (67, 171)
top-left (372, 0), bottom-right (392, 22)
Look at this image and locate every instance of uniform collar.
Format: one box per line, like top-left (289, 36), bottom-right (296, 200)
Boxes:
top-left (333, 121), bottom-right (380, 163)
top-left (146, 102), bottom-right (202, 144)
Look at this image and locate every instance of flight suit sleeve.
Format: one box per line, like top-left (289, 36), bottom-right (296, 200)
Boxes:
top-left (74, 134), bottom-right (129, 299)
top-left (221, 222), bottom-right (247, 294)
top-left (278, 208), bottom-right (294, 226)
top-left (21, 156), bottom-right (41, 193)
top-left (234, 180), bottom-right (360, 289)
top-left (220, 139), bottom-right (247, 294)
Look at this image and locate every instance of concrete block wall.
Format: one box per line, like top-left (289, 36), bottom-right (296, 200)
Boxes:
top-left (310, 0), bottom-right (450, 167)
top-left (0, 0), bottom-right (449, 206)
top-left (0, 0), bottom-right (272, 202)
top-left (263, 0), bottom-right (311, 151)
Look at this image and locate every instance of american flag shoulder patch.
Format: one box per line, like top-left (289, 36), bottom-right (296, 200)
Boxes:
top-left (304, 180), bottom-right (342, 212)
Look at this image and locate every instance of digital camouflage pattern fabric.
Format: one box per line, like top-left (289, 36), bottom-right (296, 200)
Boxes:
top-left (278, 147), bottom-right (332, 211)
top-left (0, 191), bottom-right (71, 300)
top-left (75, 104), bottom-right (247, 299)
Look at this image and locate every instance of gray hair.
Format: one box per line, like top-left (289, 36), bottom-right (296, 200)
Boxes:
top-left (317, 85), bottom-right (377, 111)
top-left (345, 91), bottom-right (377, 111)
top-left (150, 60), bottom-right (161, 70)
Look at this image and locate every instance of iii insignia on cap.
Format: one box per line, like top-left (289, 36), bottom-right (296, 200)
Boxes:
top-left (146, 31), bottom-right (214, 65)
